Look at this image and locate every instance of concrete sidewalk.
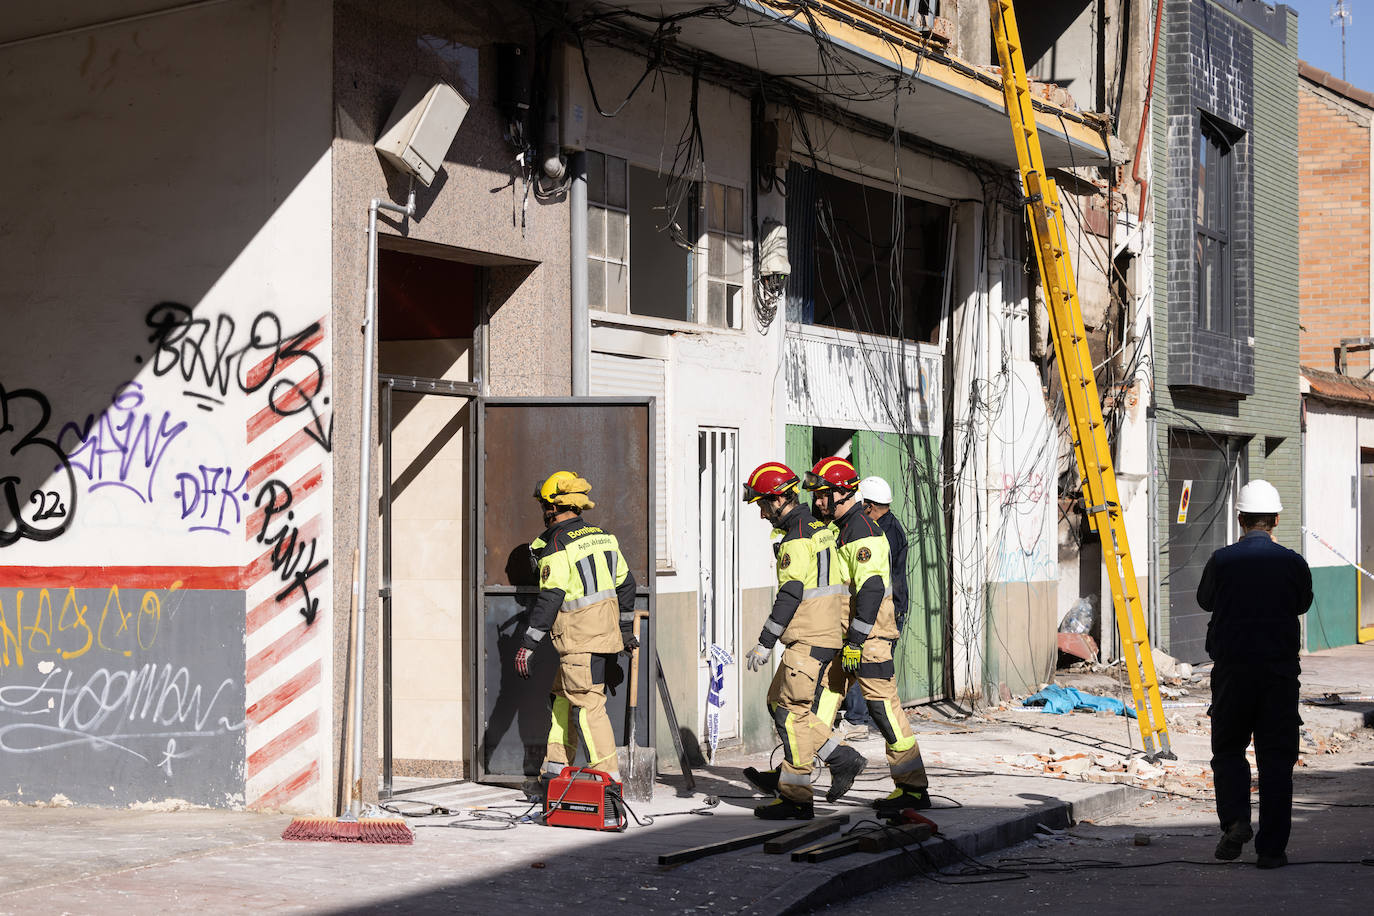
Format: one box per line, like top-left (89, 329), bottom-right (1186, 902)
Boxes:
top-left (0, 722), bottom-right (1142, 915)
top-left (2, 644), bottom-right (1365, 915)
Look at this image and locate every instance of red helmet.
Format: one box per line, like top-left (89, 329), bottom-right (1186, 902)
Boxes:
top-left (802, 457), bottom-right (859, 493)
top-left (743, 462), bottom-right (800, 503)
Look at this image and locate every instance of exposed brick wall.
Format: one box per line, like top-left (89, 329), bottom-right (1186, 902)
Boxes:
top-left (1298, 84), bottom-right (1371, 373)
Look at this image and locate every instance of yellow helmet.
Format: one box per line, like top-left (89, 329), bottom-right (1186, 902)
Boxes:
top-left (534, 471), bottom-right (595, 510)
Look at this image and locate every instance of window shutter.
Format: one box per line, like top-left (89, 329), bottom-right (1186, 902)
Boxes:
top-left (590, 352), bottom-right (670, 568)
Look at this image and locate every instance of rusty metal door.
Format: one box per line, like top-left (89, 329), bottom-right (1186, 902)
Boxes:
top-left (475, 397), bottom-right (656, 784)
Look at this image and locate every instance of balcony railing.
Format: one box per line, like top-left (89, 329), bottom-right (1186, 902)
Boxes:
top-left (855, 0), bottom-right (940, 30)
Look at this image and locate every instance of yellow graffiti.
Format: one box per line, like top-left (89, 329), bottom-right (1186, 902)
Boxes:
top-left (0, 586), bottom-right (172, 671)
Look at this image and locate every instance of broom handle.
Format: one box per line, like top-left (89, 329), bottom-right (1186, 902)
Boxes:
top-left (338, 550), bottom-right (360, 816)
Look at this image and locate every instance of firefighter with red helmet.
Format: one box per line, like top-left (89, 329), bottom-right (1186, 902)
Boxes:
top-left (804, 456), bottom-right (932, 815)
top-left (516, 471), bottom-right (638, 801)
top-left (740, 461), bottom-right (867, 819)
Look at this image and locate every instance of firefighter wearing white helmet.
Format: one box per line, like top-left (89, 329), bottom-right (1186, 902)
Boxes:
top-left (1196, 478), bottom-right (1311, 869)
top-left (518, 471), bottom-right (638, 799)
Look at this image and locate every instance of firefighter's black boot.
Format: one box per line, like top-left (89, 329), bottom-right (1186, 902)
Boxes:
top-left (824, 746), bottom-right (866, 803)
top-left (873, 786), bottom-right (931, 816)
top-left (754, 796), bottom-right (814, 820)
top-left (744, 766), bottom-right (781, 796)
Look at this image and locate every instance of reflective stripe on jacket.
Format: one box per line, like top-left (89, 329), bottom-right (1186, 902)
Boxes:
top-left (833, 503), bottom-right (898, 643)
top-left (759, 505), bottom-right (847, 650)
top-left (525, 517), bottom-right (635, 655)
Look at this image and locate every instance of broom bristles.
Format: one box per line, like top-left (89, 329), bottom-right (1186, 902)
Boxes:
top-left (282, 816), bottom-right (414, 844)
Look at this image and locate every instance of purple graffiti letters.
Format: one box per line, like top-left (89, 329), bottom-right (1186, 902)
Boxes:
top-left (0, 385), bottom-right (78, 546)
top-left (59, 381), bottom-right (187, 504)
top-left (175, 465), bottom-right (251, 535)
top-left (145, 302), bottom-right (332, 451)
top-left (254, 480), bottom-right (327, 625)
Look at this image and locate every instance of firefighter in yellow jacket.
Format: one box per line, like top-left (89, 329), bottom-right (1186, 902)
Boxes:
top-left (804, 456), bottom-right (931, 814)
top-left (741, 461), bottom-right (867, 820)
top-left (516, 472), bottom-right (637, 796)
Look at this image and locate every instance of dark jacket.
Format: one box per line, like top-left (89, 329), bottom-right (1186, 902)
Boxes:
top-left (874, 511), bottom-right (909, 626)
top-left (1196, 530), bottom-right (1312, 665)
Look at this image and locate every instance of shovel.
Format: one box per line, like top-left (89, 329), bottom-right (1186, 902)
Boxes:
top-left (618, 610), bottom-right (655, 802)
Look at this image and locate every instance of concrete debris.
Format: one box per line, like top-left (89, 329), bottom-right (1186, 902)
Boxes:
top-left (995, 749), bottom-right (1213, 792)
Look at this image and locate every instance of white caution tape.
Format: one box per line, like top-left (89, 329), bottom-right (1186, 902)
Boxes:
top-left (1301, 525), bottom-right (1374, 584)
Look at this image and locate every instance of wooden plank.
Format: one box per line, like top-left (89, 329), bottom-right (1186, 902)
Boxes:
top-left (790, 835), bottom-right (865, 863)
top-left (762, 815), bottom-right (850, 854)
top-left (856, 822), bottom-right (934, 852)
top-left (657, 824), bottom-right (800, 866)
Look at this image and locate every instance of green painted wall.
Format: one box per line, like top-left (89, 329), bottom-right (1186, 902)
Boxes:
top-left (1308, 565), bottom-right (1358, 651)
top-left (1151, 5), bottom-right (1302, 651)
top-left (786, 424), bottom-right (947, 702)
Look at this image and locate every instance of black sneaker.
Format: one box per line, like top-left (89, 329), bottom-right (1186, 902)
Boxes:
top-left (874, 786), bottom-right (931, 815)
top-left (743, 766), bottom-right (780, 796)
top-left (1256, 852), bottom-right (1288, 870)
top-left (1215, 821), bottom-right (1253, 861)
top-left (754, 797), bottom-right (814, 820)
top-left (824, 746), bottom-right (867, 803)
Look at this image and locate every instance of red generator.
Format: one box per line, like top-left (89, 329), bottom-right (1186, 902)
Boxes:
top-left (544, 767), bottom-right (626, 832)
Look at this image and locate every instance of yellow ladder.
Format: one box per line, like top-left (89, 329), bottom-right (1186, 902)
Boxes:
top-left (989, 0), bottom-right (1173, 759)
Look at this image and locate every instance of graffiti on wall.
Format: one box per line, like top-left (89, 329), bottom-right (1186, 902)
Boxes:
top-left (0, 386), bottom-right (78, 546)
top-left (0, 585), bottom-right (247, 802)
top-left (144, 302), bottom-right (333, 452)
top-left (252, 479), bottom-right (327, 625)
top-left (59, 381), bottom-right (188, 504)
top-left (1, 300), bottom-right (330, 807)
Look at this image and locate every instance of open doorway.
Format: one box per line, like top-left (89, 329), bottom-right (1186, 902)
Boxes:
top-left (377, 245), bottom-right (479, 798)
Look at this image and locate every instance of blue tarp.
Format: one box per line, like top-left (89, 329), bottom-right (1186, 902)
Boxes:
top-left (1022, 685), bottom-right (1137, 718)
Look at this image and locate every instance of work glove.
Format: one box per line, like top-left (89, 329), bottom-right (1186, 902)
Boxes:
top-left (621, 630), bottom-right (640, 653)
top-left (745, 643), bottom-right (771, 672)
top-left (841, 644), bottom-right (862, 673)
top-left (515, 646), bottom-right (533, 679)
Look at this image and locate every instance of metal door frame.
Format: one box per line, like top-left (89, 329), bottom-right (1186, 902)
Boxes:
top-left (378, 373), bottom-right (479, 800)
top-left (473, 396), bottom-right (657, 784)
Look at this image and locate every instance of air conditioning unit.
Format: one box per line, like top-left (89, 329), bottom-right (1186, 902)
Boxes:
top-left (375, 75), bottom-right (469, 186)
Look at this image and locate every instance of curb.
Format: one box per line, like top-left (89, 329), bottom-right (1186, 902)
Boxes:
top-left (743, 784), bottom-right (1145, 915)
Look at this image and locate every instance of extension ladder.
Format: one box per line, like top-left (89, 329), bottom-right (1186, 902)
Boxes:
top-left (989, 0), bottom-right (1173, 759)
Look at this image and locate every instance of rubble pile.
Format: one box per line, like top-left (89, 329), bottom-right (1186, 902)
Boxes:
top-left (995, 750), bottom-right (1214, 794)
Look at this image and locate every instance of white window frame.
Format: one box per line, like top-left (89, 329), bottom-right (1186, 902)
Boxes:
top-left (586, 150), bottom-right (749, 332)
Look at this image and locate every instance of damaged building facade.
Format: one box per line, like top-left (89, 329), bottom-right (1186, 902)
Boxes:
top-left (2, 0), bottom-right (1154, 814)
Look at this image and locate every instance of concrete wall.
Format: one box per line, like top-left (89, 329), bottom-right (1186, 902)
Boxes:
top-left (1298, 80), bottom-right (1372, 374)
top-left (0, 0), bottom-right (334, 811)
top-left (575, 41), bottom-right (778, 755)
top-left (330, 0), bottom-right (571, 803)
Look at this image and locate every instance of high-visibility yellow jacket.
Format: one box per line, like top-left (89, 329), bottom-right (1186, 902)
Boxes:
top-left (523, 516), bottom-right (637, 655)
top-left (758, 505), bottom-right (848, 650)
top-left (833, 503), bottom-right (898, 644)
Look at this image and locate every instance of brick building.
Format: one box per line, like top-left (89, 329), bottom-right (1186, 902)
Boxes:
top-left (1298, 62), bottom-right (1373, 375)
top-left (1297, 63), bottom-right (1374, 651)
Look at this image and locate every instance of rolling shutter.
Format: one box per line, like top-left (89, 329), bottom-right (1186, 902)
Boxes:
top-left (591, 351), bottom-right (670, 568)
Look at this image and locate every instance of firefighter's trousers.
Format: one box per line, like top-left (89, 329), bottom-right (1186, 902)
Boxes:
top-left (821, 638), bottom-right (927, 790)
top-left (767, 643), bottom-right (845, 803)
top-left (542, 651), bottom-right (619, 778)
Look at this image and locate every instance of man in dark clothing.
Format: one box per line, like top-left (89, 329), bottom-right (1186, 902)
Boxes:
top-left (1196, 479), bottom-right (1312, 870)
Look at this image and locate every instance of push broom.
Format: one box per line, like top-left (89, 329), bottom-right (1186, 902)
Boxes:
top-left (281, 553), bottom-right (412, 844)
top-left (283, 222), bottom-right (417, 844)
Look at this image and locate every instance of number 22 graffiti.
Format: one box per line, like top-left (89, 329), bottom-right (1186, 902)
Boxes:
top-left (0, 386), bottom-right (78, 546)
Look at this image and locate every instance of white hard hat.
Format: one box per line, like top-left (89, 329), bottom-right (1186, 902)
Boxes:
top-left (1236, 479), bottom-right (1282, 514)
top-left (858, 475), bottom-right (893, 505)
